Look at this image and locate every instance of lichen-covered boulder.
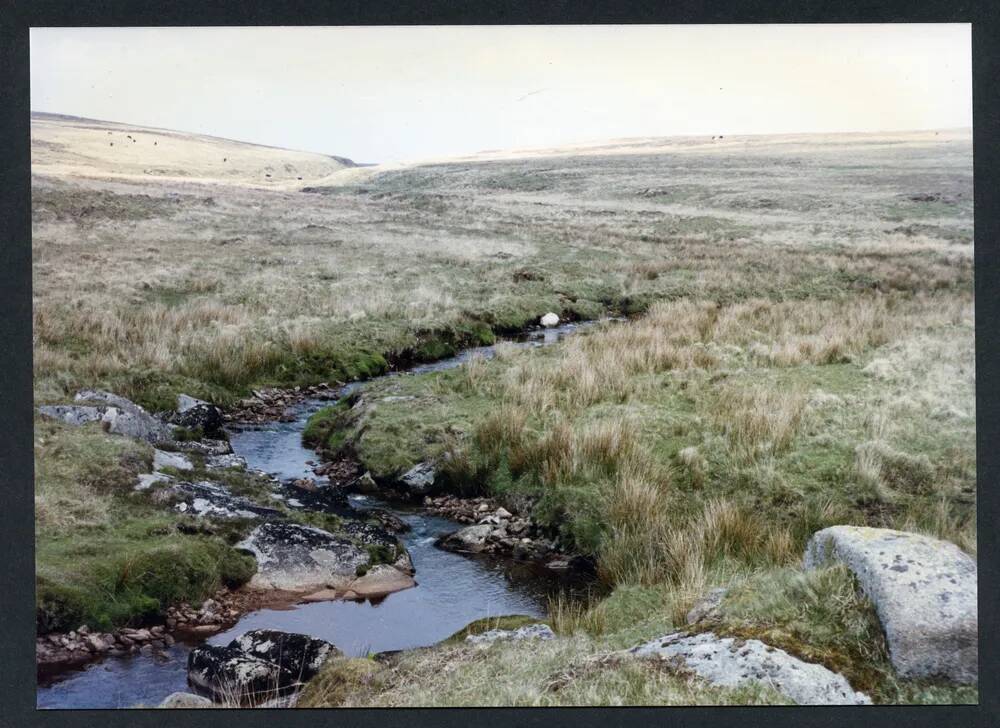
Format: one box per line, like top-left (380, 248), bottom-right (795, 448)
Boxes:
top-left (187, 644), bottom-right (297, 704)
top-left (37, 404), bottom-right (103, 427)
top-left (39, 390), bottom-right (175, 444)
top-left (73, 389), bottom-right (175, 443)
top-left (229, 629), bottom-right (338, 682)
top-left (236, 522), bottom-right (370, 591)
top-left (631, 632), bottom-right (871, 705)
top-left (804, 526), bottom-right (977, 683)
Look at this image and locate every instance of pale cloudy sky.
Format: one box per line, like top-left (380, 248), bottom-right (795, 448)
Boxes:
top-left (30, 25), bottom-right (971, 164)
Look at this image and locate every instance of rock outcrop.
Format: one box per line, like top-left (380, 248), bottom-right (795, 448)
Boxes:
top-left (631, 632), bottom-right (871, 705)
top-left (39, 389), bottom-right (174, 444)
top-left (153, 448), bottom-right (193, 471)
top-left (804, 526), bottom-right (977, 683)
top-left (171, 481), bottom-right (283, 520)
top-left (75, 389), bottom-right (176, 443)
top-left (465, 623), bottom-right (556, 646)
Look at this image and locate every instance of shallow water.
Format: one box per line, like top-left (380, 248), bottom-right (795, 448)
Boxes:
top-left (37, 321), bottom-right (598, 709)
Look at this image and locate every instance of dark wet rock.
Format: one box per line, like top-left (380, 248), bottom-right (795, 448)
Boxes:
top-left (341, 519), bottom-right (399, 550)
top-left (171, 481), bottom-right (283, 520)
top-left (170, 394), bottom-right (226, 440)
top-left (631, 632), bottom-right (871, 705)
top-left (278, 482), bottom-right (352, 516)
top-left (399, 462), bottom-right (436, 495)
top-left (187, 644), bottom-right (297, 704)
top-left (236, 522), bottom-right (370, 591)
top-left (229, 629), bottom-right (338, 682)
top-left (804, 526), bottom-right (977, 683)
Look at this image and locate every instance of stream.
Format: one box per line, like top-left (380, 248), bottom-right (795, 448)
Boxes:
top-left (37, 322), bottom-right (598, 709)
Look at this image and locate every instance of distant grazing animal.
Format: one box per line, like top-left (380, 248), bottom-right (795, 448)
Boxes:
top-left (223, 157), bottom-right (227, 162)
top-left (109, 142), bottom-right (113, 146)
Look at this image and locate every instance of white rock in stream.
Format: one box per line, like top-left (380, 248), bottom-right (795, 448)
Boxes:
top-left (540, 312), bottom-right (560, 327)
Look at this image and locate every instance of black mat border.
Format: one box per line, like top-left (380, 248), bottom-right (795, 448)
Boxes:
top-left (1, 2), bottom-right (997, 726)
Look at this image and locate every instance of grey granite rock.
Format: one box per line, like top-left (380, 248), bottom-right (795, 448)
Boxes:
top-left (804, 525), bottom-right (977, 683)
top-left (631, 631), bottom-right (871, 705)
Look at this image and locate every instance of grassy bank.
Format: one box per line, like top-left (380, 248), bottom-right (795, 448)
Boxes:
top-left (33, 417), bottom-right (401, 633)
top-left (34, 418), bottom-right (256, 632)
top-left (300, 286), bottom-right (975, 704)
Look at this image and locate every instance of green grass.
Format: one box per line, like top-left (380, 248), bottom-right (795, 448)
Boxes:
top-left (33, 417), bottom-right (408, 633)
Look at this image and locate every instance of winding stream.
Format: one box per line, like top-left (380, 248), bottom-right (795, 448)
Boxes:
top-left (37, 322), bottom-right (596, 709)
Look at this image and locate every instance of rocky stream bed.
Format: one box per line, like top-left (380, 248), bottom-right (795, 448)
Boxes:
top-left (37, 322), bottom-right (598, 708)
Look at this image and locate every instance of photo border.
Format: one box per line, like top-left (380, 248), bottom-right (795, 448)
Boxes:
top-left (1, 2), bottom-right (996, 726)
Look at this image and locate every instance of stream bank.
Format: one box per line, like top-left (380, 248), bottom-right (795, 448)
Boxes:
top-left (37, 321), bottom-right (600, 709)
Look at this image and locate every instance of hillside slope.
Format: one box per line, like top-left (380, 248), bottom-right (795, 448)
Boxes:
top-left (30, 112), bottom-right (356, 187)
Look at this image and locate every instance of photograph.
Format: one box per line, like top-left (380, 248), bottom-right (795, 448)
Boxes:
top-left (27, 24), bottom-right (976, 709)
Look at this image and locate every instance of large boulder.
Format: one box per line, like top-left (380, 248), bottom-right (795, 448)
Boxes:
top-left (631, 632), bottom-right (871, 705)
top-left (187, 644), bottom-right (298, 704)
top-left (236, 522), bottom-right (370, 591)
top-left (74, 389), bottom-right (175, 443)
top-left (804, 526), bottom-right (977, 683)
top-left (229, 629), bottom-right (338, 682)
top-left (39, 390), bottom-right (175, 444)
top-left (171, 394), bottom-right (226, 440)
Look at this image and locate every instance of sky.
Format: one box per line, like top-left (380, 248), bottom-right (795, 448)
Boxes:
top-left (30, 25), bottom-right (971, 164)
